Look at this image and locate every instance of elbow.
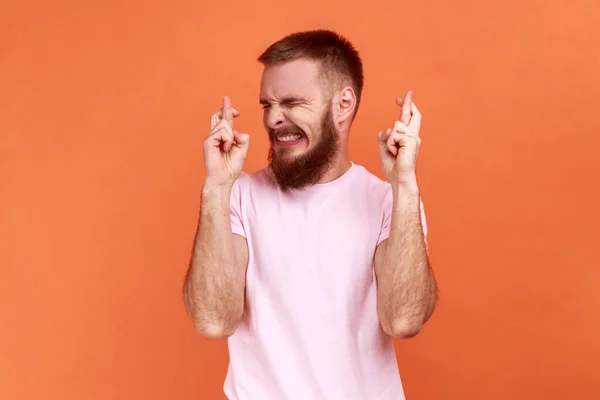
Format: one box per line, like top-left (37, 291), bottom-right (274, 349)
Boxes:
top-left (188, 305), bottom-right (241, 340)
top-left (384, 317), bottom-right (423, 339)
top-left (183, 286), bottom-right (238, 340)
top-left (195, 321), bottom-right (236, 340)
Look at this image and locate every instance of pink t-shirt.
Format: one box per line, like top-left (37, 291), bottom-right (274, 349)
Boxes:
top-left (223, 163), bottom-right (427, 400)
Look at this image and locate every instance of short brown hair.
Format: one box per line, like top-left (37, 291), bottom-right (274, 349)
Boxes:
top-left (258, 29), bottom-right (364, 115)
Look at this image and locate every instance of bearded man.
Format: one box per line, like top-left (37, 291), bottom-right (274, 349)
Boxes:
top-left (184, 29), bottom-right (438, 400)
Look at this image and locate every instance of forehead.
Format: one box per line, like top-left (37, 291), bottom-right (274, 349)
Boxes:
top-left (259, 58), bottom-right (324, 101)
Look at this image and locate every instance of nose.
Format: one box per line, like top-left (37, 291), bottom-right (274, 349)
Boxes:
top-left (264, 106), bottom-right (285, 129)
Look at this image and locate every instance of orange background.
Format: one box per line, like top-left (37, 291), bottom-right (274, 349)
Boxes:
top-left (1, 0), bottom-right (599, 399)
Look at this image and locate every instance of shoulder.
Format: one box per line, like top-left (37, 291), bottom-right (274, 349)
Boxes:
top-left (233, 167), bottom-right (276, 193)
top-left (350, 164), bottom-right (393, 203)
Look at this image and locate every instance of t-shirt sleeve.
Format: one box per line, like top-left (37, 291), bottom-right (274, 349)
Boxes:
top-left (229, 176), bottom-right (246, 238)
top-left (377, 186), bottom-right (429, 251)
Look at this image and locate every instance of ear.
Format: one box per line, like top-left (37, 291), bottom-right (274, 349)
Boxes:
top-left (334, 86), bottom-right (357, 124)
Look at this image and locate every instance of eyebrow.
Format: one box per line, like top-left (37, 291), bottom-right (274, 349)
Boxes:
top-left (259, 96), bottom-right (307, 105)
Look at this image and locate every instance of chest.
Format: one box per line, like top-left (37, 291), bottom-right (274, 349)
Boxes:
top-left (242, 191), bottom-right (383, 285)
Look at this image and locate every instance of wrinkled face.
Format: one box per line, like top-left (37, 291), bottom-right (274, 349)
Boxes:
top-left (259, 59), bottom-right (339, 191)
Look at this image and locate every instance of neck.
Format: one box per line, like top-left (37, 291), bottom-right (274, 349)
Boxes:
top-left (316, 151), bottom-right (352, 184)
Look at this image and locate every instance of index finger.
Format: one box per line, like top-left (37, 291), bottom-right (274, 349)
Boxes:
top-left (400, 90), bottom-right (412, 125)
top-left (409, 103), bottom-right (422, 136)
top-left (210, 106), bottom-right (240, 131)
top-left (223, 95), bottom-right (234, 125)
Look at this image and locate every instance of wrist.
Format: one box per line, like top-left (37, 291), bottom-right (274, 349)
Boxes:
top-left (391, 174), bottom-right (419, 194)
top-left (202, 182), bottom-right (233, 201)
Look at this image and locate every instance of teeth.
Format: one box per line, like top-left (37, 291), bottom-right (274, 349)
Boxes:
top-left (277, 134), bottom-right (302, 142)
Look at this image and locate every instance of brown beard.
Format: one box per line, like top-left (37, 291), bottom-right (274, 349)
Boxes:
top-left (268, 108), bottom-right (339, 191)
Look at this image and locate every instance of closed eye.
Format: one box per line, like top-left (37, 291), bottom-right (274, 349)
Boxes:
top-left (259, 96), bottom-right (307, 110)
top-left (281, 101), bottom-right (301, 108)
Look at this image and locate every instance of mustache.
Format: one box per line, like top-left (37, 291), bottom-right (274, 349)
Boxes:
top-left (268, 125), bottom-right (306, 140)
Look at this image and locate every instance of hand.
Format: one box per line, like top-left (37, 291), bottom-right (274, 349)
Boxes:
top-left (203, 96), bottom-right (250, 188)
top-left (377, 90), bottom-right (422, 187)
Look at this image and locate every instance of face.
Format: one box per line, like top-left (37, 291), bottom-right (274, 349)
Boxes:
top-left (260, 59), bottom-right (339, 191)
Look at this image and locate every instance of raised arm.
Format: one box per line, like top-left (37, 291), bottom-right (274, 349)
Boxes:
top-left (374, 91), bottom-right (437, 338)
top-left (183, 96), bottom-right (251, 339)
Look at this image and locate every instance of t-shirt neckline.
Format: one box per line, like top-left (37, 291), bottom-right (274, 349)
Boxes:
top-left (299, 162), bottom-right (357, 193)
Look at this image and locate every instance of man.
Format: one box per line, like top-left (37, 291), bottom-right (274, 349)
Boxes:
top-left (184, 30), bottom-right (437, 400)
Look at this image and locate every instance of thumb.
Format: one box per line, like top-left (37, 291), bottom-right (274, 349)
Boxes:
top-left (378, 128), bottom-right (396, 156)
top-left (234, 131), bottom-right (250, 151)
top-left (378, 129), bottom-right (391, 146)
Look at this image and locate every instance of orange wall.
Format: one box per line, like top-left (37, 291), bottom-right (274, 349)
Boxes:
top-left (1, 1), bottom-right (599, 399)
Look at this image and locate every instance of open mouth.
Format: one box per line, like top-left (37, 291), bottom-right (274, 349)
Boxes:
top-left (276, 134), bottom-right (303, 142)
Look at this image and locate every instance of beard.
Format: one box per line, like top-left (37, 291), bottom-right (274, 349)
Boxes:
top-left (267, 108), bottom-right (339, 191)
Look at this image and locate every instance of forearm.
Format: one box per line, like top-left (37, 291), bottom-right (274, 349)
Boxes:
top-left (184, 185), bottom-right (245, 337)
top-left (376, 183), bottom-right (435, 337)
